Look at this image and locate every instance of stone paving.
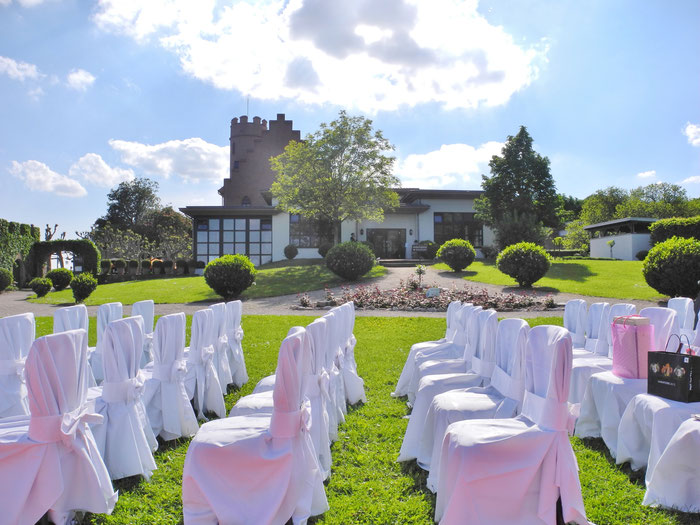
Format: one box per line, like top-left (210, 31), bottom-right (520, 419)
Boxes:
top-left (0, 265), bottom-right (663, 320)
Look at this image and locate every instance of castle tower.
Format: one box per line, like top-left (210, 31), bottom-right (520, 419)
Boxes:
top-left (218, 113), bottom-right (301, 206)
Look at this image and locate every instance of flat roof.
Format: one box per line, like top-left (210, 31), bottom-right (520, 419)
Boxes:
top-left (396, 188), bottom-right (483, 203)
top-left (179, 206), bottom-right (283, 218)
top-left (583, 217), bottom-right (657, 230)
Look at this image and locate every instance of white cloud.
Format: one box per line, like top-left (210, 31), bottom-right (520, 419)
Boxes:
top-left (68, 153), bottom-right (134, 187)
top-left (684, 123), bottom-right (700, 147)
top-left (9, 160), bottom-right (87, 197)
top-left (0, 55), bottom-right (42, 81)
top-left (682, 176), bottom-right (700, 184)
top-left (92, 0), bottom-right (547, 112)
top-left (66, 68), bottom-right (96, 91)
top-left (108, 137), bottom-right (229, 183)
top-left (636, 170), bottom-right (656, 179)
top-left (396, 141), bottom-right (502, 189)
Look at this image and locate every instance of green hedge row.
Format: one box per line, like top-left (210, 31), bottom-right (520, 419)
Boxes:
top-left (649, 216), bottom-right (700, 245)
top-left (0, 218), bottom-right (40, 276)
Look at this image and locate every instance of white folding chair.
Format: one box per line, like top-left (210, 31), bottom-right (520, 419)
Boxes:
top-left (53, 304), bottom-right (97, 386)
top-left (225, 300), bottom-right (248, 387)
top-left (182, 327), bottom-right (328, 524)
top-left (668, 296), bottom-right (695, 340)
top-left (0, 329), bottom-right (116, 524)
top-left (210, 302), bottom-right (234, 388)
top-left (131, 299), bottom-right (155, 367)
top-left (90, 302), bottom-right (123, 384)
top-left (564, 299), bottom-right (587, 350)
top-left (0, 312), bottom-right (34, 418)
top-left (337, 302), bottom-right (365, 405)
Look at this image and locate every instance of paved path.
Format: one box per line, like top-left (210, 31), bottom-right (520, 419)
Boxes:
top-left (0, 266), bottom-right (663, 320)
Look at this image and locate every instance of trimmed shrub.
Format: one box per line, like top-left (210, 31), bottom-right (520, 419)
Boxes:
top-left (141, 259), bottom-right (151, 270)
top-left (176, 259), bottom-right (188, 272)
top-left (417, 240), bottom-right (439, 260)
top-left (0, 268), bottom-right (12, 291)
top-left (326, 241), bottom-right (375, 281)
top-left (284, 244), bottom-right (299, 260)
top-left (100, 260), bottom-right (112, 274)
top-left (71, 272), bottom-right (98, 303)
top-left (649, 216), bottom-right (700, 245)
top-left (204, 255), bottom-right (257, 300)
top-left (318, 242), bottom-right (333, 258)
top-left (29, 277), bottom-right (52, 298)
top-left (164, 260), bottom-right (174, 269)
top-left (152, 260), bottom-right (164, 274)
top-left (643, 236), bottom-right (700, 298)
top-left (436, 239), bottom-right (476, 272)
top-left (128, 259), bottom-right (139, 269)
top-left (45, 268), bottom-right (73, 291)
top-left (195, 260), bottom-right (206, 269)
top-left (635, 250), bottom-right (649, 261)
top-left (113, 258), bottom-right (127, 269)
top-left (496, 242), bottom-right (552, 288)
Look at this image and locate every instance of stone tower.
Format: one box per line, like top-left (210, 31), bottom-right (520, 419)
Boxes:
top-left (218, 113), bottom-right (301, 207)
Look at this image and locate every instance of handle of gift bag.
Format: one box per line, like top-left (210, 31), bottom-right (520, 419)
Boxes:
top-left (664, 334), bottom-right (689, 354)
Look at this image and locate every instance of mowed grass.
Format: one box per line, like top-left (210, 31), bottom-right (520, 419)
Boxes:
top-left (31, 314), bottom-right (697, 524)
top-left (432, 259), bottom-right (664, 301)
top-left (29, 261), bottom-right (386, 306)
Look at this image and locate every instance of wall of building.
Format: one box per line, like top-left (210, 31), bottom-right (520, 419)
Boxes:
top-left (590, 233), bottom-right (651, 260)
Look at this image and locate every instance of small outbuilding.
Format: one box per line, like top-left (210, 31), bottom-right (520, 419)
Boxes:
top-left (584, 217), bottom-right (657, 260)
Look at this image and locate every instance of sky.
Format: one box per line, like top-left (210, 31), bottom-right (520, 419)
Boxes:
top-left (1, 0), bottom-right (699, 238)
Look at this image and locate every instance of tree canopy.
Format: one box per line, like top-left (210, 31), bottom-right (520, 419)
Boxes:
top-left (270, 110), bottom-right (399, 242)
top-left (474, 126), bottom-right (559, 248)
top-left (96, 178), bottom-right (161, 231)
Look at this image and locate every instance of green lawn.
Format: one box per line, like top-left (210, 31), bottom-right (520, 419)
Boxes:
top-left (29, 261), bottom-right (386, 306)
top-left (432, 259), bottom-right (664, 301)
top-left (29, 314), bottom-right (697, 524)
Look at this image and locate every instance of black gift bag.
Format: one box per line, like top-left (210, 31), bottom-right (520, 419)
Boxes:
top-left (648, 335), bottom-right (700, 403)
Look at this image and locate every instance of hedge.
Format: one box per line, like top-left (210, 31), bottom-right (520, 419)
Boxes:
top-left (31, 239), bottom-right (101, 276)
top-left (0, 219), bottom-right (40, 279)
top-left (649, 216), bottom-right (700, 245)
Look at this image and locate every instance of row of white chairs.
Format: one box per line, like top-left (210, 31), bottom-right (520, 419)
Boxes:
top-left (395, 301), bottom-right (588, 524)
top-left (182, 301), bottom-right (366, 525)
top-left (0, 300), bottom-right (248, 523)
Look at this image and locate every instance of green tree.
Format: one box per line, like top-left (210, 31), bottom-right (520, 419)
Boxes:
top-left (556, 194), bottom-right (583, 224)
top-left (579, 186), bottom-right (628, 225)
top-left (96, 178), bottom-right (161, 231)
top-left (474, 126), bottom-right (559, 248)
top-left (563, 219), bottom-right (590, 253)
top-left (270, 110), bottom-right (399, 243)
top-left (616, 183), bottom-right (690, 219)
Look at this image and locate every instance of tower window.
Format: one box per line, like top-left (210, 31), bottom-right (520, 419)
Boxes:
top-left (242, 196), bottom-right (251, 207)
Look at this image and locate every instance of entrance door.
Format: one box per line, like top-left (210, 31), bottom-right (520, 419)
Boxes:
top-left (366, 228), bottom-right (406, 259)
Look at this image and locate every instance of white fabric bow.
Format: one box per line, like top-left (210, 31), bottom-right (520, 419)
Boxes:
top-left (269, 398), bottom-right (312, 439)
top-left (101, 370), bottom-right (145, 404)
top-left (152, 359), bottom-right (187, 384)
top-left (0, 358), bottom-right (26, 383)
top-left (28, 404), bottom-right (104, 451)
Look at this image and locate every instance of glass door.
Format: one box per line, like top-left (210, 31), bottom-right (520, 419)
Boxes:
top-left (366, 228), bottom-right (406, 258)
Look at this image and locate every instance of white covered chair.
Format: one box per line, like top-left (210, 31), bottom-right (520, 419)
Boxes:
top-left (90, 302), bottom-right (123, 385)
top-left (210, 302), bottom-right (234, 388)
top-left (184, 309), bottom-right (226, 420)
top-left (575, 306), bottom-right (677, 456)
top-left (323, 308), bottom-right (347, 437)
top-left (182, 326), bottom-right (328, 524)
top-left (90, 316), bottom-right (158, 480)
top-left (398, 309), bottom-right (497, 463)
top-left (423, 318), bottom-right (530, 491)
top-left (142, 313), bottom-right (198, 442)
top-left (605, 303), bottom-right (637, 357)
top-left (0, 312), bottom-right (34, 418)
top-left (225, 300), bottom-right (248, 387)
top-left (392, 301), bottom-right (464, 398)
top-left (434, 325), bottom-right (588, 525)
top-left (643, 417), bottom-right (700, 512)
top-left (131, 299), bottom-right (155, 367)
top-left (668, 296), bottom-right (695, 340)
top-left (0, 329), bottom-right (116, 524)
top-left (564, 299), bottom-right (587, 350)
top-left (580, 302), bottom-right (610, 355)
top-left (53, 304), bottom-right (97, 386)
top-left (337, 302), bottom-right (365, 405)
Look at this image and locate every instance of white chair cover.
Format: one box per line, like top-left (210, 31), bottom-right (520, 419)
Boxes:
top-left (0, 313), bottom-right (34, 418)
top-left (422, 318), bottom-right (530, 490)
top-left (668, 296), bottom-right (695, 340)
top-left (53, 305), bottom-right (97, 387)
top-left (184, 309), bottom-right (226, 419)
top-left (324, 309), bottom-right (346, 437)
top-left (0, 329), bottom-right (116, 525)
top-left (210, 302), bottom-right (234, 388)
top-left (131, 299), bottom-right (155, 367)
top-left (142, 313), bottom-right (198, 441)
top-left (90, 316), bottom-right (158, 480)
top-left (338, 302), bottom-right (366, 405)
top-left (392, 302), bottom-right (464, 398)
top-left (182, 326), bottom-right (328, 524)
top-left (575, 306), bottom-right (677, 455)
top-left (225, 300), bottom-right (248, 387)
top-left (90, 302), bottom-right (123, 384)
top-left (397, 310), bottom-right (497, 463)
top-left (434, 325), bottom-right (588, 525)
top-left (643, 417), bottom-right (700, 512)
top-left (583, 302), bottom-right (610, 354)
top-left (605, 303), bottom-right (637, 357)
top-left (564, 299), bottom-right (587, 348)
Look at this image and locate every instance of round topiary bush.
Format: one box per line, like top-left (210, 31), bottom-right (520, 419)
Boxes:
top-left (45, 268), bottom-right (73, 291)
top-left (141, 259), bottom-right (151, 270)
top-left (164, 260), bottom-right (174, 269)
top-left (29, 277), bottom-right (52, 298)
top-left (0, 268), bottom-right (12, 291)
top-left (176, 259), bottom-right (188, 272)
top-left (436, 239), bottom-right (477, 272)
top-left (643, 236), bottom-right (700, 298)
top-left (284, 244), bottom-right (299, 260)
top-left (204, 255), bottom-right (257, 300)
top-left (128, 259), bottom-right (139, 269)
top-left (318, 242), bottom-right (333, 258)
top-left (71, 272), bottom-right (98, 303)
top-left (100, 260), bottom-right (112, 275)
top-left (325, 241), bottom-right (375, 281)
top-left (635, 250), bottom-right (649, 261)
top-left (496, 242), bottom-right (552, 288)
top-left (417, 240), bottom-right (439, 260)
top-left (113, 258), bottom-right (126, 269)
top-left (152, 260), bottom-right (164, 274)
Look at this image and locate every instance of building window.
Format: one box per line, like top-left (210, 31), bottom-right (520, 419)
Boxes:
top-left (433, 212), bottom-right (483, 247)
top-left (289, 214), bottom-right (325, 248)
top-left (241, 196), bottom-right (251, 207)
top-left (194, 216), bottom-right (273, 266)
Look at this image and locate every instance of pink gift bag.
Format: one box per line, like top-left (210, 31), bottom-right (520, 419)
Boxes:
top-left (611, 315), bottom-right (655, 379)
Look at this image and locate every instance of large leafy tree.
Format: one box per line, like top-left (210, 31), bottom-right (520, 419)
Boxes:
top-left (270, 110), bottom-right (399, 243)
top-left (96, 178), bottom-right (161, 231)
top-left (579, 186), bottom-right (628, 225)
top-left (474, 126), bottom-right (559, 248)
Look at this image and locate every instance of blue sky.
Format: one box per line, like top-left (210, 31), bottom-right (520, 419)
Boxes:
top-left (1, 0), bottom-right (698, 238)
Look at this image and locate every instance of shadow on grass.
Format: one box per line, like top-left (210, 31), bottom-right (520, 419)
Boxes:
top-left (545, 262), bottom-right (597, 283)
top-left (502, 285), bottom-right (561, 294)
top-left (580, 437), bottom-right (646, 487)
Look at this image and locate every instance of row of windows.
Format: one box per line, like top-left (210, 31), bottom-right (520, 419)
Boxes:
top-left (434, 212), bottom-right (483, 247)
top-left (195, 217), bottom-right (272, 266)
